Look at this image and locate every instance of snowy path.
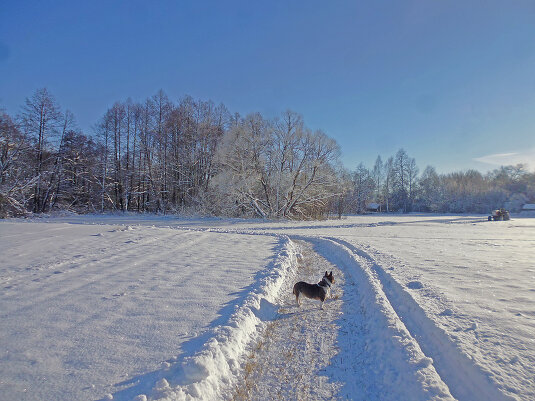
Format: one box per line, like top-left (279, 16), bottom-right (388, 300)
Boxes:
top-left (232, 241), bottom-right (344, 400)
top-left (232, 236), bottom-right (516, 401)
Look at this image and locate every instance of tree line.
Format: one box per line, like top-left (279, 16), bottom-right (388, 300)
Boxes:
top-left (336, 150), bottom-right (535, 216)
top-left (1, 88), bottom-right (533, 218)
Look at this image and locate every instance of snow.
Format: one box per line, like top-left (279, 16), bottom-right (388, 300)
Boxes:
top-left (330, 217), bottom-right (535, 399)
top-left (0, 220), bottom-right (292, 400)
top-left (1, 214), bottom-right (534, 400)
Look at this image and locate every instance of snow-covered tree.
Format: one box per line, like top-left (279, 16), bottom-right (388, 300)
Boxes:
top-left (352, 163), bottom-right (375, 213)
top-left (210, 111), bottom-right (340, 219)
top-left (0, 111), bottom-right (33, 216)
top-left (372, 155), bottom-right (383, 210)
top-left (418, 166), bottom-right (442, 212)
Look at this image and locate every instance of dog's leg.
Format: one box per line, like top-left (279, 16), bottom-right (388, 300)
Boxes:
top-left (296, 292), bottom-right (300, 307)
top-left (320, 300), bottom-right (324, 310)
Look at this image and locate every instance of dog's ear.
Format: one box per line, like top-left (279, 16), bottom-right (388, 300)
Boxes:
top-left (330, 271), bottom-right (333, 276)
top-left (325, 271), bottom-right (328, 276)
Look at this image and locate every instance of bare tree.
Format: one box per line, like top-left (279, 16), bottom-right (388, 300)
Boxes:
top-left (49, 110), bottom-right (76, 210)
top-left (419, 165), bottom-right (441, 212)
top-left (393, 148), bottom-right (410, 212)
top-left (372, 155), bottom-right (383, 210)
top-left (96, 110), bottom-right (112, 212)
top-left (383, 156), bottom-right (394, 213)
top-left (332, 166), bottom-right (353, 218)
top-left (353, 163), bottom-right (374, 214)
top-left (0, 112), bottom-right (34, 216)
top-left (406, 157), bottom-right (419, 211)
top-left (20, 88), bottom-right (63, 213)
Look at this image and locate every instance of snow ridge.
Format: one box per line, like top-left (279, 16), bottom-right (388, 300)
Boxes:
top-left (298, 236), bottom-right (453, 400)
top-left (145, 235), bottom-right (297, 401)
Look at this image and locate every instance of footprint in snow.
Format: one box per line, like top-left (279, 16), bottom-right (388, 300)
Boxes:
top-left (407, 281), bottom-right (424, 290)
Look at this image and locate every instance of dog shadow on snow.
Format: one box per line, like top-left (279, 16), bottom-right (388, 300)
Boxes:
top-left (252, 297), bottom-right (330, 322)
top-left (273, 298), bottom-right (337, 321)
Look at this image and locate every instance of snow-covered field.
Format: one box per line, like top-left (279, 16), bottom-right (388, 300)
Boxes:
top-left (1, 214), bottom-right (534, 400)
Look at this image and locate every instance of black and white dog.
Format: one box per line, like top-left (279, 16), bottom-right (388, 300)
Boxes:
top-left (293, 271), bottom-right (334, 309)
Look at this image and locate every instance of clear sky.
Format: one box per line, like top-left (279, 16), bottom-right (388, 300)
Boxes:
top-left (1, 0), bottom-right (535, 173)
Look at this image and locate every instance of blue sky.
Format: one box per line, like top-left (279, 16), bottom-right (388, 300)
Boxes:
top-left (1, 1), bottom-right (535, 173)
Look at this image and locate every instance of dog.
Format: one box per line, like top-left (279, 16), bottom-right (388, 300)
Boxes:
top-left (293, 271), bottom-right (334, 309)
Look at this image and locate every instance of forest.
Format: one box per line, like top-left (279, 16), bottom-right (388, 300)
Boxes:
top-left (1, 88), bottom-right (534, 219)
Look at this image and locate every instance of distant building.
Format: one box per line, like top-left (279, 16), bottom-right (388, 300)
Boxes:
top-left (367, 202), bottom-right (381, 212)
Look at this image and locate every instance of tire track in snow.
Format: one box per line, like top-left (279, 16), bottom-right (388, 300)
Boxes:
top-left (318, 236), bottom-right (514, 401)
top-left (2, 225), bottom-right (167, 291)
top-left (303, 237), bottom-right (455, 401)
top-left (1, 228), bottom-right (207, 317)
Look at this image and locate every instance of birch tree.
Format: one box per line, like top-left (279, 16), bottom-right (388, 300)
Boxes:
top-left (372, 155), bottom-right (383, 210)
top-left (383, 156), bottom-right (394, 212)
